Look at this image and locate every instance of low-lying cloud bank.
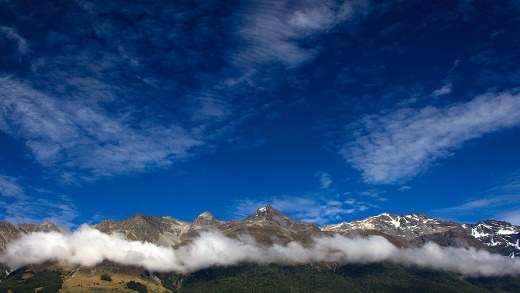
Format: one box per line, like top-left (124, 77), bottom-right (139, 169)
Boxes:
top-left (1, 225), bottom-right (519, 276)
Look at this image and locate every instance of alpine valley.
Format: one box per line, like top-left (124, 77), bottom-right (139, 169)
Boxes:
top-left (1, 205), bottom-right (519, 292)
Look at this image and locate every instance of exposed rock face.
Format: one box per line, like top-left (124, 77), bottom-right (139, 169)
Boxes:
top-left (322, 213), bottom-right (502, 251)
top-left (180, 211), bottom-right (222, 242)
top-left (0, 221), bottom-right (60, 251)
top-left (463, 220), bottom-right (520, 257)
top-left (90, 205), bottom-right (322, 246)
top-left (193, 211), bottom-right (219, 226)
top-left (94, 213), bottom-right (191, 247)
top-left (246, 204), bottom-right (320, 233)
top-left (322, 213), bottom-right (460, 239)
top-left (409, 227), bottom-right (489, 250)
top-left (222, 204), bottom-right (321, 244)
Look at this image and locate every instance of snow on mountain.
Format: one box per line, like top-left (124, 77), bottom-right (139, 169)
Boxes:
top-left (322, 212), bottom-right (460, 240)
top-left (464, 220), bottom-right (520, 257)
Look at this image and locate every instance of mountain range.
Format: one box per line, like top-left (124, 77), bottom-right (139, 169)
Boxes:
top-left (1, 204), bottom-right (519, 259)
top-left (0, 205), bottom-right (519, 292)
top-left (71, 205), bottom-right (520, 257)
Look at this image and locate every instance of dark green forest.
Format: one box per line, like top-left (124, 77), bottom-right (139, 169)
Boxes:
top-left (156, 263), bottom-right (520, 293)
top-left (2, 263), bottom-right (520, 292)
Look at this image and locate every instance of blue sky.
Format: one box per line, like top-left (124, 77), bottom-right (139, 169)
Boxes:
top-left (1, 0), bottom-right (520, 228)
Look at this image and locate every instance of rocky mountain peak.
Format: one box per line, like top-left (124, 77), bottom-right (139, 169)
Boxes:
top-left (94, 213), bottom-right (191, 245)
top-left (241, 205), bottom-right (321, 242)
top-left (245, 204), bottom-right (284, 221)
top-left (36, 222), bottom-right (60, 232)
top-left (129, 212), bottom-right (148, 220)
top-left (193, 211), bottom-right (218, 226)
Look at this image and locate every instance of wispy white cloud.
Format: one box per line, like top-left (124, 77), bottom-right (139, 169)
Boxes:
top-left (397, 185), bottom-right (411, 192)
top-left (189, 96), bottom-right (232, 123)
top-left (342, 91), bottom-right (520, 184)
top-left (431, 83), bottom-right (452, 97)
top-left (359, 189), bottom-right (388, 202)
top-left (0, 2), bottom-right (256, 183)
top-left (0, 26), bottom-right (29, 54)
top-left (0, 78), bottom-right (202, 181)
top-left (433, 171), bottom-right (520, 224)
top-left (232, 0), bottom-right (369, 69)
top-left (0, 175), bottom-right (25, 197)
top-left (318, 172), bottom-right (333, 189)
top-left (498, 210), bottom-right (520, 226)
top-left (434, 195), bottom-right (520, 216)
top-left (0, 175), bottom-right (77, 228)
top-left (0, 195), bottom-right (78, 229)
top-left (0, 1), bottom-right (371, 185)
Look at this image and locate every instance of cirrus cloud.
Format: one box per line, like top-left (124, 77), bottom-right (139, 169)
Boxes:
top-left (342, 91), bottom-right (520, 184)
top-left (0, 77), bottom-right (203, 181)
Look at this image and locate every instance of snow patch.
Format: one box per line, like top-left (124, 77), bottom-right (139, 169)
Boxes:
top-left (497, 228), bottom-right (517, 235)
top-left (471, 228), bottom-right (490, 238)
top-left (322, 223), bottom-right (348, 231)
top-left (390, 216), bottom-right (401, 228)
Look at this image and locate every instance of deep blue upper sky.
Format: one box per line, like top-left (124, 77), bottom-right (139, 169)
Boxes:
top-left (1, 0), bottom-right (519, 228)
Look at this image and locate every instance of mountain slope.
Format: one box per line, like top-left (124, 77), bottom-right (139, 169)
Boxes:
top-left (222, 204), bottom-right (321, 244)
top-left (464, 220), bottom-right (520, 257)
top-left (2, 206), bottom-right (519, 257)
top-left (0, 221), bottom-right (60, 252)
top-left (95, 213), bottom-right (191, 247)
top-left (95, 205), bottom-right (322, 246)
top-left (322, 213), bottom-right (460, 239)
top-left (322, 212), bottom-right (520, 255)
top-left (1, 206), bottom-right (520, 292)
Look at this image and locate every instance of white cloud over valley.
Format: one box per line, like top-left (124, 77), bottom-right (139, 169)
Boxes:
top-left (1, 226), bottom-right (520, 277)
